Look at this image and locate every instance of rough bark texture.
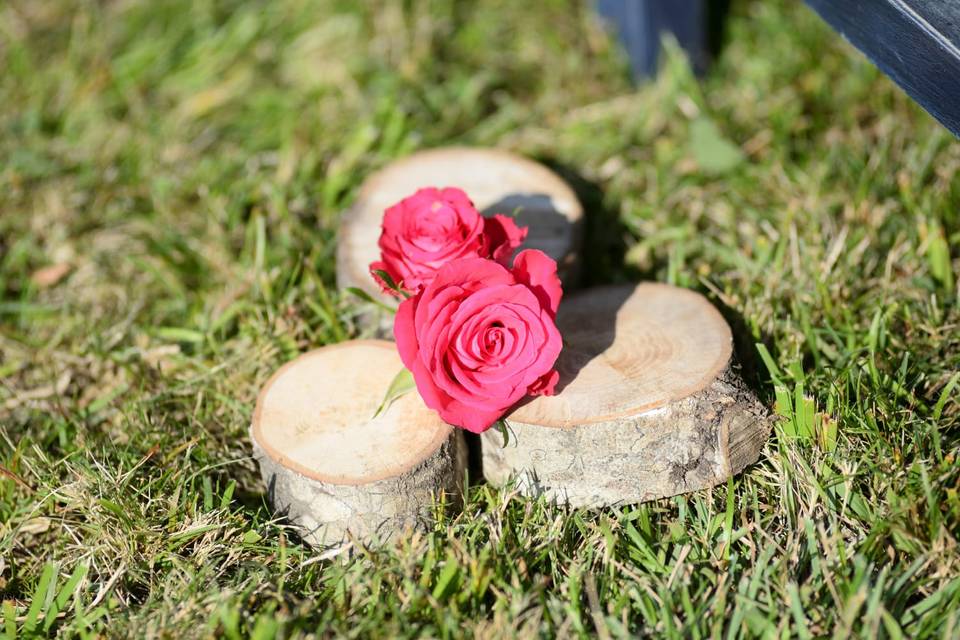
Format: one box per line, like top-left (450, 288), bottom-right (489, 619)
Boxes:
top-left (478, 283), bottom-right (771, 507)
top-left (481, 364), bottom-right (770, 508)
top-left (253, 429), bottom-right (467, 547)
top-left (249, 340), bottom-right (468, 548)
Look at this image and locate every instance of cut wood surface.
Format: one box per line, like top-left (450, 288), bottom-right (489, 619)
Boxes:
top-left (482, 283), bottom-right (770, 507)
top-left (337, 147), bottom-right (584, 334)
top-left (251, 340), bottom-right (466, 547)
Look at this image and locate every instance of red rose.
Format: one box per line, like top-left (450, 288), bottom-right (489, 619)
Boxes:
top-left (369, 187), bottom-right (526, 295)
top-left (393, 250), bottom-right (563, 433)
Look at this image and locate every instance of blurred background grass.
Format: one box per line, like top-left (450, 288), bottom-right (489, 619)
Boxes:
top-left (1, 0), bottom-right (959, 637)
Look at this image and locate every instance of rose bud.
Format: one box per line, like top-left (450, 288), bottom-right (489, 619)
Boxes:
top-left (393, 250), bottom-right (562, 433)
top-left (369, 187), bottom-right (527, 296)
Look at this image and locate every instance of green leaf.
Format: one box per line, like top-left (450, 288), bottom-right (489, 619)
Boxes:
top-left (371, 270), bottom-right (409, 298)
top-left (493, 419), bottom-right (509, 447)
top-left (345, 287), bottom-right (397, 314)
top-left (374, 368), bottom-right (415, 418)
top-left (690, 117), bottom-right (744, 175)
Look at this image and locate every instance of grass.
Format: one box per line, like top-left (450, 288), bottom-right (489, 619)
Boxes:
top-left (1, 0), bottom-right (959, 637)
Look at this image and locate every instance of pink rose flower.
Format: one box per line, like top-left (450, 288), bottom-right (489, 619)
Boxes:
top-left (393, 250), bottom-right (563, 433)
top-left (369, 187), bottom-right (527, 295)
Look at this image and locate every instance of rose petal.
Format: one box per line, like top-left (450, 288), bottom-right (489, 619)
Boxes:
top-left (396, 252), bottom-right (563, 434)
top-left (528, 369), bottom-right (559, 396)
top-left (372, 186), bottom-right (487, 292)
top-left (409, 352), bottom-right (451, 415)
top-left (429, 257), bottom-right (514, 292)
top-left (516, 307), bottom-right (563, 389)
top-left (483, 214), bottom-right (528, 265)
top-left (511, 249), bottom-right (562, 316)
top-left (437, 398), bottom-right (505, 434)
top-left (438, 187), bottom-right (478, 211)
top-left (394, 294), bottom-right (420, 369)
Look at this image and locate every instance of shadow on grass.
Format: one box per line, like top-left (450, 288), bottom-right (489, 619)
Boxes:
top-left (711, 299), bottom-right (777, 405)
top-left (539, 159), bottom-right (642, 287)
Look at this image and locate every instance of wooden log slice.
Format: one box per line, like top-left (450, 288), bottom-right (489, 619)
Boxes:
top-left (337, 147), bottom-right (584, 335)
top-left (250, 340), bottom-right (467, 547)
top-left (481, 283), bottom-right (770, 508)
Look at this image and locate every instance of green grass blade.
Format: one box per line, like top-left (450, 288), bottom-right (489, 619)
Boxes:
top-left (431, 557), bottom-right (460, 601)
top-left (44, 563), bottom-right (88, 632)
top-left (345, 287), bottom-right (398, 314)
top-left (3, 600), bottom-right (16, 640)
top-left (933, 372), bottom-right (959, 421)
top-left (755, 343), bottom-right (783, 383)
top-left (23, 562), bottom-right (56, 634)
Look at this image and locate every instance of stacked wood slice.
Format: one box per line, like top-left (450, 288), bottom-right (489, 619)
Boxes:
top-left (250, 146), bottom-right (770, 546)
top-left (480, 283), bottom-right (771, 507)
top-left (250, 341), bottom-right (466, 547)
top-left (336, 147), bottom-right (584, 336)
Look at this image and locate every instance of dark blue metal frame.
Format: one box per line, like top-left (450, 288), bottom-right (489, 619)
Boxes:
top-left (805, 0), bottom-right (960, 137)
top-left (595, 0), bottom-right (728, 77)
top-left (596, 0), bottom-right (960, 138)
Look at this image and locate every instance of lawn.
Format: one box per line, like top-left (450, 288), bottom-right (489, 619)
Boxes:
top-left (2, 0), bottom-right (959, 637)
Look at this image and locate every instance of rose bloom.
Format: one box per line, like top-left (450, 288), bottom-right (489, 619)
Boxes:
top-left (394, 250), bottom-right (562, 433)
top-left (369, 187), bottom-right (526, 295)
